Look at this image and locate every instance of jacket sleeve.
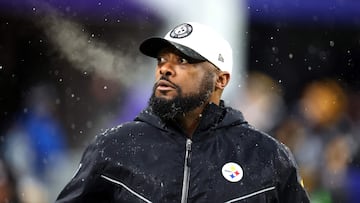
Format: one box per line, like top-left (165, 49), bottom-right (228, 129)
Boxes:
top-left (55, 135), bottom-right (112, 203)
top-left (277, 143), bottom-right (310, 203)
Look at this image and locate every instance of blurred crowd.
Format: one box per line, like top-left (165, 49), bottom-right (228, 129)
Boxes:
top-left (236, 71), bottom-right (360, 203)
top-left (0, 70), bottom-right (359, 203)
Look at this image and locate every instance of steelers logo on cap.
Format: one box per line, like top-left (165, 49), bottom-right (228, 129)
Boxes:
top-left (170, 23), bottom-right (193, 39)
top-left (222, 162), bottom-right (244, 182)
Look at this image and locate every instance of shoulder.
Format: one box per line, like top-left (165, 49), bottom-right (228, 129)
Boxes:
top-left (231, 122), bottom-right (278, 146)
top-left (101, 121), bottom-right (148, 135)
top-left (90, 120), bottom-right (160, 149)
top-left (95, 121), bottom-right (150, 141)
top-left (251, 127), bottom-right (298, 169)
top-left (81, 121), bottom-right (155, 158)
top-left (233, 123), bottom-right (295, 166)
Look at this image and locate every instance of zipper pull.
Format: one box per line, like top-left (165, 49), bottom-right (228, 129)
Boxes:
top-left (186, 139), bottom-right (192, 167)
top-left (181, 138), bottom-right (193, 203)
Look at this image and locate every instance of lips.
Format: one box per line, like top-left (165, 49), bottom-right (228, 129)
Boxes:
top-left (156, 80), bottom-right (176, 91)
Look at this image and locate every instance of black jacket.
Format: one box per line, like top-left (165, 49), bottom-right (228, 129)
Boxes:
top-left (56, 103), bottom-right (310, 203)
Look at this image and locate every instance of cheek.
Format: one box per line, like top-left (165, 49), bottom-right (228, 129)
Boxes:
top-left (178, 73), bottom-right (205, 93)
top-left (154, 67), bottom-right (161, 79)
top-left (181, 82), bottom-right (199, 94)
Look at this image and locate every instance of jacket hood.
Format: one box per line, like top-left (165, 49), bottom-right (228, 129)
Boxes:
top-left (134, 101), bottom-right (247, 133)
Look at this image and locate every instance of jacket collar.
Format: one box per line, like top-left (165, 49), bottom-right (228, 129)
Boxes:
top-left (134, 100), bottom-right (246, 136)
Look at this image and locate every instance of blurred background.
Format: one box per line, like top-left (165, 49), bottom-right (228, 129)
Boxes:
top-left (0, 0), bottom-right (360, 202)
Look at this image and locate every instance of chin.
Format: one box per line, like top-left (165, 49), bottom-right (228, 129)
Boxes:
top-left (155, 93), bottom-right (177, 100)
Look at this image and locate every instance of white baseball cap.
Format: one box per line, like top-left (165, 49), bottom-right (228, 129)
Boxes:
top-left (140, 22), bottom-right (233, 74)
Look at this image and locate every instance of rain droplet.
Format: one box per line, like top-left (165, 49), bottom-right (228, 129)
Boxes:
top-left (288, 53), bottom-right (294, 59)
top-left (86, 121), bottom-right (93, 128)
top-left (329, 41), bottom-right (335, 47)
top-left (271, 47), bottom-right (278, 53)
top-left (103, 86), bottom-right (107, 90)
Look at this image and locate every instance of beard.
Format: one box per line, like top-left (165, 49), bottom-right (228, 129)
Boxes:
top-left (148, 72), bottom-right (215, 121)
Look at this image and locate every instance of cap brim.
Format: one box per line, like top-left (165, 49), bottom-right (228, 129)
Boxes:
top-left (139, 38), bottom-right (206, 62)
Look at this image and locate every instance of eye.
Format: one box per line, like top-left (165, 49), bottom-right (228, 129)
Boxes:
top-left (157, 57), bottom-right (166, 64)
top-left (179, 58), bottom-right (189, 64)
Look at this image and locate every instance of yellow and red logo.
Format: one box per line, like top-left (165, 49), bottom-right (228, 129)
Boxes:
top-left (222, 162), bottom-right (244, 182)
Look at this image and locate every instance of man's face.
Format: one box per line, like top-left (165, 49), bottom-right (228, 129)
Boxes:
top-left (148, 48), bottom-right (216, 120)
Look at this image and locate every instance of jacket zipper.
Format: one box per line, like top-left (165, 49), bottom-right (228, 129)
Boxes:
top-left (181, 138), bottom-right (192, 203)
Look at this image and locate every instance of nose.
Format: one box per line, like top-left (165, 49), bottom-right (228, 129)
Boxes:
top-left (158, 61), bottom-right (175, 77)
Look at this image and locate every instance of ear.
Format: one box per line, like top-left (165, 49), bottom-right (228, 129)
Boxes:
top-left (215, 71), bottom-right (230, 90)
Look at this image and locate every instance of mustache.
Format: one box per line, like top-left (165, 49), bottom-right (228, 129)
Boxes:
top-left (154, 76), bottom-right (180, 89)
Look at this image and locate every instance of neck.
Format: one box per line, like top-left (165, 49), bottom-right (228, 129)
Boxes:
top-left (176, 103), bottom-right (208, 137)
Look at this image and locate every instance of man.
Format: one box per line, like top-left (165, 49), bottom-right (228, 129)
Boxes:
top-left (56, 22), bottom-right (310, 203)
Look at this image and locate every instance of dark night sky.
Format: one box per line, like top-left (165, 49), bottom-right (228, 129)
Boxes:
top-left (0, 0), bottom-right (359, 143)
